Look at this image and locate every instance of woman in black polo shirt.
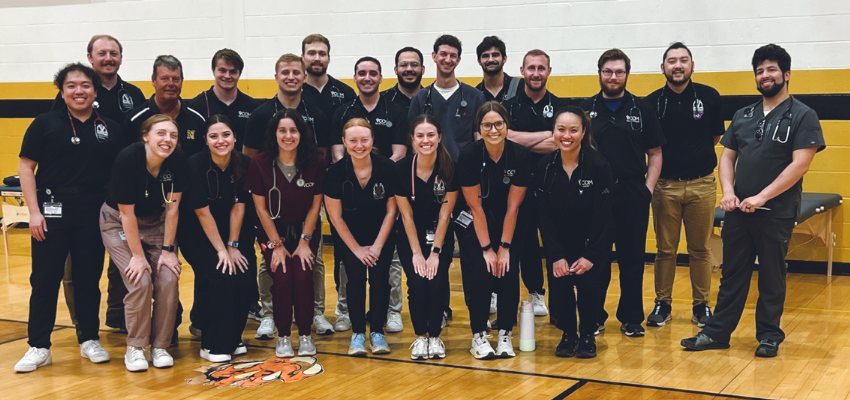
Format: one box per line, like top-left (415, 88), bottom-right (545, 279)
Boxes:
top-left (534, 106), bottom-right (614, 359)
top-left (178, 115), bottom-right (256, 362)
top-left (456, 101), bottom-right (532, 359)
top-left (324, 118), bottom-right (397, 356)
top-left (100, 114), bottom-right (184, 372)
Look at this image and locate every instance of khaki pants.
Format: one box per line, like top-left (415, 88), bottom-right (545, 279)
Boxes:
top-left (651, 175), bottom-right (716, 305)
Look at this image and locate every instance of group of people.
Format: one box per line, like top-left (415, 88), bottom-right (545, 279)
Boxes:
top-left (14, 31), bottom-right (824, 373)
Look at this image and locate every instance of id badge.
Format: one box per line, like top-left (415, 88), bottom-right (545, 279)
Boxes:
top-left (454, 210), bottom-right (473, 229)
top-left (43, 202), bottom-right (62, 218)
top-left (425, 230), bottom-right (436, 245)
top-left (119, 231), bottom-right (127, 241)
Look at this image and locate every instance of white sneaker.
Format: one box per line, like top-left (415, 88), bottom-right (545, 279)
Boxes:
top-left (410, 336), bottom-right (429, 360)
top-left (80, 340), bottom-right (110, 363)
top-left (199, 348), bottom-right (231, 363)
top-left (496, 330), bottom-right (516, 358)
top-left (470, 333), bottom-right (496, 359)
top-left (276, 336), bottom-right (294, 358)
top-left (298, 335), bottom-right (317, 356)
top-left (428, 337), bottom-right (446, 359)
top-left (386, 311), bottom-right (404, 333)
top-left (150, 348), bottom-right (173, 368)
top-left (124, 346), bottom-right (148, 372)
top-left (531, 292), bottom-right (549, 316)
top-left (312, 315), bottom-right (335, 335)
top-left (489, 293), bottom-right (498, 314)
top-left (334, 312), bottom-right (351, 332)
top-left (14, 347), bottom-right (51, 372)
top-left (255, 317), bottom-right (276, 340)
top-left (232, 343), bottom-right (247, 356)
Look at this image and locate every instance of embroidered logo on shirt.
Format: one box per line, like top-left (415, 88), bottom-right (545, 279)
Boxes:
top-left (239, 111), bottom-right (251, 118)
top-left (373, 183), bottom-right (385, 200)
top-left (626, 115), bottom-right (640, 124)
top-left (579, 179), bottom-right (593, 187)
top-left (187, 130), bottom-right (196, 140)
top-left (505, 169), bottom-right (516, 177)
top-left (332, 91), bottom-right (345, 99)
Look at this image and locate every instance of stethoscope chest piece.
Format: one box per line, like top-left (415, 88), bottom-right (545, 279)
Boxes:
top-left (460, 100), bottom-right (468, 108)
top-left (589, 111), bottom-right (598, 118)
top-left (296, 178), bottom-right (305, 187)
top-left (71, 136), bottom-right (81, 145)
top-left (543, 104), bottom-right (554, 118)
top-left (502, 175), bottom-right (511, 185)
top-left (385, 120), bottom-right (393, 128)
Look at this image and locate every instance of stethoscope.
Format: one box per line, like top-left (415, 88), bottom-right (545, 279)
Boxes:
top-left (749, 99), bottom-right (793, 144)
top-left (67, 109), bottom-right (108, 145)
top-left (267, 159), bottom-right (307, 220)
top-left (588, 93), bottom-right (643, 132)
top-left (410, 153), bottom-right (447, 204)
top-left (508, 91), bottom-right (555, 122)
top-left (656, 82), bottom-right (703, 120)
top-left (143, 166), bottom-right (175, 204)
top-left (340, 96), bottom-right (393, 128)
top-left (205, 153), bottom-right (238, 202)
top-left (93, 80), bottom-right (134, 113)
top-left (478, 141), bottom-right (512, 199)
top-left (538, 149), bottom-right (586, 197)
top-left (274, 97), bottom-right (318, 145)
top-left (423, 80), bottom-right (467, 116)
top-left (340, 155), bottom-right (384, 212)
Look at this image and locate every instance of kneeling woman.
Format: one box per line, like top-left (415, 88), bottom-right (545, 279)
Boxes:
top-left (534, 106), bottom-right (613, 358)
top-left (246, 109), bottom-right (325, 358)
top-left (324, 118), bottom-right (397, 356)
top-left (457, 101), bottom-right (532, 359)
top-left (178, 115), bottom-right (256, 362)
top-left (395, 115), bottom-right (458, 360)
top-left (101, 114), bottom-right (184, 371)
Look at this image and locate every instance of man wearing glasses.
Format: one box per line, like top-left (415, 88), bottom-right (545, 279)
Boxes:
top-left (580, 48), bottom-right (665, 338)
top-left (382, 47), bottom-right (425, 110)
top-left (682, 44), bottom-right (824, 358)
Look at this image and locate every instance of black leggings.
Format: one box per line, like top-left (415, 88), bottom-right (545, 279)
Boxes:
top-left (516, 199), bottom-right (544, 295)
top-left (396, 228), bottom-right (454, 337)
top-left (343, 237), bottom-right (396, 334)
top-left (548, 257), bottom-right (603, 337)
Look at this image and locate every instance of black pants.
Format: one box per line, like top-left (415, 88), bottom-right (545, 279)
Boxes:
top-left (702, 212), bottom-right (794, 343)
top-left (549, 257), bottom-right (604, 337)
top-left (343, 237), bottom-right (395, 334)
top-left (457, 222), bottom-right (520, 334)
top-left (28, 218), bottom-right (104, 349)
top-left (598, 178), bottom-right (652, 325)
top-left (516, 199), bottom-right (545, 295)
top-left (396, 228), bottom-right (454, 337)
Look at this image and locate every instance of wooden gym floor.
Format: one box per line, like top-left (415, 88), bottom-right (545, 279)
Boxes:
top-left (0, 228), bottom-right (848, 399)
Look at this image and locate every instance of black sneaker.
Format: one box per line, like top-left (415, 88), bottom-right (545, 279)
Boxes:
top-left (755, 339), bottom-right (779, 357)
top-left (247, 302), bottom-right (263, 322)
top-left (555, 333), bottom-right (578, 358)
top-left (691, 304), bottom-right (712, 328)
top-left (647, 301), bottom-right (672, 327)
top-left (445, 307), bottom-right (453, 321)
top-left (620, 323), bottom-right (645, 337)
top-left (681, 332), bottom-right (730, 351)
top-left (576, 335), bottom-right (597, 358)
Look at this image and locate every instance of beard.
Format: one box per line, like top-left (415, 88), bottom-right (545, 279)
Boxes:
top-left (664, 69), bottom-right (692, 86)
top-left (599, 76), bottom-right (627, 97)
top-left (398, 73), bottom-right (423, 90)
top-left (482, 62), bottom-right (503, 77)
top-left (757, 77), bottom-right (785, 98)
top-left (306, 63), bottom-right (327, 77)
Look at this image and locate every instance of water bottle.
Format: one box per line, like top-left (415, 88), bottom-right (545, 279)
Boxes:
top-left (519, 298), bottom-right (536, 351)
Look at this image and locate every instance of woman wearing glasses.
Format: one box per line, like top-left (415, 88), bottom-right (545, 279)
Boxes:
top-left (394, 115), bottom-right (458, 360)
top-left (100, 114), bottom-right (184, 371)
top-left (534, 106), bottom-right (614, 359)
top-left (456, 101), bottom-right (532, 359)
top-left (324, 118), bottom-right (398, 356)
top-left (245, 109), bottom-right (325, 358)
top-left (177, 115), bottom-right (256, 362)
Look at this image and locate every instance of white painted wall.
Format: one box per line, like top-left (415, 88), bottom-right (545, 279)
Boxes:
top-left (1, 0), bottom-right (848, 83)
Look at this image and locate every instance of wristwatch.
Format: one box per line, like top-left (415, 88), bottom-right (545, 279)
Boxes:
top-left (301, 233), bottom-right (312, 241)
top-left (500, 242), bottom-right (511, 250)
top-left (431, 247), bottom-right (442, 254)
top-left (267, 240), bottom-right (281, 249)
top-left (161, 245), bottom-right (176, 252)
top-left (227, 241), bottom-right (239, 248)
top-left (481, 243), bottom-right (491, 252)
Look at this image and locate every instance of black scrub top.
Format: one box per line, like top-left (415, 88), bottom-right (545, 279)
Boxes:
top-left (324, 153), bottom-right (396, 245)
top-left (179, 151), bottom-right (254, 246)
top-left (456, 139), bottom-right (532, 230)
top-left (645, 81), bottom-right (725, 180)
top-left (475, 73), bottom-right (525, 103)
top-left (302, 75), bottom-right (357, 122)
top-left (720, 96), bottom-right (825, 219)
top-left (187, 88), bottom-right (261, 153)
top-left (381, 84), bottom-right (421, 110)
top-left (331, 96), bottom-right (410, 157)
top-left (394, 155), bottom-right (460, 232)
top-left (534, 149), bottom-right (614, 265)
top-left (504, 89), bottom-right (564, 164)
top-left (122, 95), bottom-right (207, 155)
top-left (51, 75), bottom-right (146, 126)
top-left (243, 95), bottom-right (331, 151)
top-left (408, 82), bottom-right (486, 161)
top-left (579, 91), bottom-right (666, 181)
top-left (107, 142), bottom-right (186, 217)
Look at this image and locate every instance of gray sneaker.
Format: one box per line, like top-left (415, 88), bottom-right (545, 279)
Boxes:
top-left (80, 340), bottom-right (110, 363)
top-left (298, 335), bottom-right (317, 356)
top-left (276, 336), bottom-right (294, 358)
top-left (255, 317), bottom-right (276, 340)
top-left (681, 332), bottom-right (730, 351)
top-left (334, 312), bottom-right (351, 332)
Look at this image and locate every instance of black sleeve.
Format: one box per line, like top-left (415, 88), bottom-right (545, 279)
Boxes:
top-left (128, 85), bottom-right (146, 108)
top-left (792, 107), bottom-right (826, 152)
top-left (243, 106), bottom-right (267, 151)
top-left (511, 144), bottom-right (533, 188)
top-left (235, 154), bottom-right (252, 204)
top-left (342, 83), bottom-right (357, 105)
top-left (167, 149), bottom-right (187, 194)
top-left (185, 93), bottom-right (208, 119)
top-left (393, 158), bottom-right (411, 198)
top-left (323, 162), bottom-right (344, 199)
top-left (182, 154), bottom-right (209, 211)
top-left (456, 144), bottom-right (480, 187)
top-left (640, 100), bottom-right (666, 149)
top-left (313, 109), bottom-right (331, 148)
top-left (391, 105), bottom-right (410, 146)
top-left (378, 157), bottom-right (395, 198)
top-left (330, 106), bottom-right (345, 146)
top-left (122, 112), bottom-right (142, 149)
top-left (448, 159), bottom-right (461, 192)
top-left (581, 155), bottom-right (614, 265)
top-left (534, 156), bottom-right (566, 262)
top-left (408, 92), bottom-right (424, 123)
top-left (709, 88), bottom-right (725, 137)
top-left (110, 148), bottom-right (139, 205)
top-left (19, 115), bottom-right (46, 161)
top-left (51, 92), bottom-right (64, 111)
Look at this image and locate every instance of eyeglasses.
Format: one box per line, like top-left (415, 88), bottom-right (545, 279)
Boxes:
top-left (600, 69), bottom-right (627, 78)
top-left (398, 62), bottom-right (420, 69)
top-left (755, 119), bottom-right (766, 141)
top-left (480, 121), bottom-right (506, 131)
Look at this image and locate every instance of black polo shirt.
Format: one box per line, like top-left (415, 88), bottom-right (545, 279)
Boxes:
top-left (579, 91), bottom-right (666, 181)
top-left (331, 95), bottom-right (410, 157)
top-left (107, 142), bottom-right (186, 217)
top-left (393, 155), bottom-right (460, 232)
top-left (645, 81), bottom-right (724, 180)
top-left (323, 153), bottom-right (396, 245)
top-left (302, 75), bottom-right (357, 121)
top-left (381, 84), bottom-right (422, 110)
top-left (243, 95), bottom-right (331, 152)
top-left (186, 87), bottom-right (261, 153)
top-left (721, 96), bottom-right (825, 219)
top-left (504, 89), bottom-right (564, 163)
top-left (475, 73), bottom-right (525, 103)
top-left (51, 75), bottom-right (146, 126)
top-left (123, 96), bottom-right (207, 155)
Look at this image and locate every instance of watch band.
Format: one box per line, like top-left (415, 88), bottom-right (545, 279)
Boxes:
top-left (301, 233), bottom-right (312, 241)
top-left (431, 247), bottom-right (442, 254)
top-left (267, 240), bottom-right (281, 249)
top-left (500, 242), bottom-right (511, 249)
top-left (481, 243), bottom-right (491, 252)
top-left (227, 241), bottom-right (239, 248)
top-left (161, 245), bottom-right (176, 252)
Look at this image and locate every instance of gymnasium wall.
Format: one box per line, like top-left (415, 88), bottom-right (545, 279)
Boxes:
top-left (1, 0), bottom-right (849, 267)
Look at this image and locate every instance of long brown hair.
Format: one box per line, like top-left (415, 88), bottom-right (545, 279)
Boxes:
top-left (206, 114), bottom-right (246, 185)
top-left (263, 109), bottom-right (318, 173)
top-left (409, 114), bottom-right (453, 187)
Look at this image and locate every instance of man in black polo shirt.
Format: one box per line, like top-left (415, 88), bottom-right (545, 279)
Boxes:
top-left (381, 47), bottom-right (425, 110)
top-left (124, 55), bottom-right (207, 155)
top-left (682, 44), bottom-right (825, 357)
top-left (301, 34), bottom-right (357, 120)
top-left (187, 49), bottom-right (260, 153)
top-left (475, 36), bottom-right (524, 103)
top-left (580, 49), bottom-right (665, 338)
top-left (644, 42), bottom-right (724, 329)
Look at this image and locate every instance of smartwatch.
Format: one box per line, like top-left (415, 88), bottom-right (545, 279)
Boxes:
top-left (481, 243), bottom-right (491, 252)
top-left (431, 247), bottom-right (442, 255)
top-left (301, 233), bottom-right (312, 241)
top-left (500, 242), bottom-right (511, 250)
top-left (161, 245), bottom-right (176, 252)
top-left (267, 240), bottom-right (281, 249)
top-left (227, 241), bottom-right (239, 248)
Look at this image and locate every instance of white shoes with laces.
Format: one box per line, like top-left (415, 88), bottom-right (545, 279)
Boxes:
top-left (531, 292), bottom-right (549, 316)
top-left (15, 347), bottom-right (52, 372)
top-left (256, 317), bottom-right (276, 340)
top-left (386, 311), bottom-right (404, 333)
top-left (80, 340), bottom-right (110, 363)
top-left (410, 336), bottom-right (429, 360)
top-left (150, 347), bottom-right (173, 368)
top-left (470, 333), bottom-right (496, 359)
top-left (496, 330), bottom-right (516, 358)
top-left (124, 346), bottom-right (148, 372)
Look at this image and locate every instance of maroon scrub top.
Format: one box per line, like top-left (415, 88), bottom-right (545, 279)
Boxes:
top-left (245, 151), bottom-right (326, 231)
